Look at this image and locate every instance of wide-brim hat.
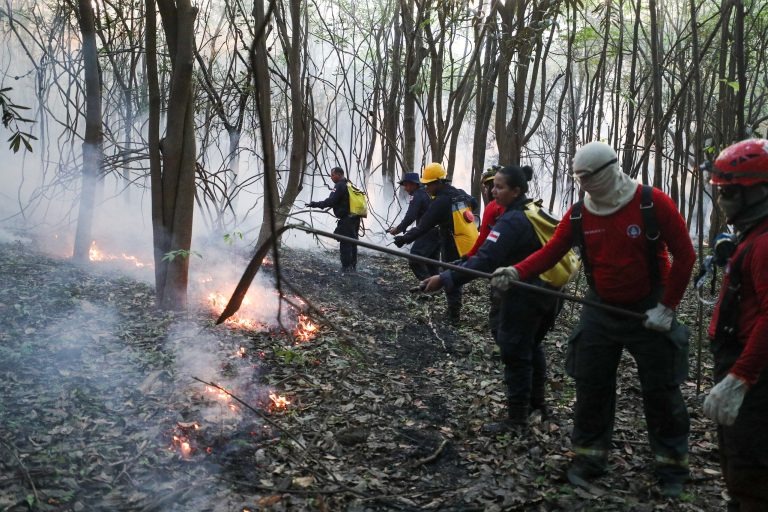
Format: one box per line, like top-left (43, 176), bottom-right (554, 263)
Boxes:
top-left (398, 172), bottom-right (421, 185)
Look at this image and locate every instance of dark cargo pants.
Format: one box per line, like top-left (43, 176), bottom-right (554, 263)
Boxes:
top-left (335, 215), bottom-right (360, 271)
top-left (494, 285), bottom-right (559, 410)
top-left (712, 340), bottom-right (768, 511)
top-left (408, 227), bottom-right (440, 280)
top-left (440, 237), bottom-right (462, 320)
top-left (566, 291), bottom-right (690, 484)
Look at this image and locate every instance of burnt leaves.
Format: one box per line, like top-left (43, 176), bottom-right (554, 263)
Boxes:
top-left (0, 242), bottom-right (725, 511)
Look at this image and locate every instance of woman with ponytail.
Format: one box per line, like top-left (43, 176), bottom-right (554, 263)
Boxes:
top-left (421, 164), bottom-right (560, 432)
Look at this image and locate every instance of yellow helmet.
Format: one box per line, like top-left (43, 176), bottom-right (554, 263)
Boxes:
top-left (481, 165), bottom-right (500, 183)
top-left (421, 162), bottom-right (447, 183)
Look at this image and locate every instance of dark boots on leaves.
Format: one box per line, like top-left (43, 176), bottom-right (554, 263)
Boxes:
top-left (529, 384), bottom-right (549, 420)
top-left (481, 403), bottom-right (529, 435)
top-left (566, 460), bottom-right (606, 488)
top-left (447, 305), bottom-right (461, 325)
top-left (530, 403), bottom-right (550, 420)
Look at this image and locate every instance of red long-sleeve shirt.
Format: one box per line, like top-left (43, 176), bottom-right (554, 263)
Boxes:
top-left (515, 185), bottom-right (695, 308)
top-left (466, 200), bottom-right (505, 258)
top-left (708, 218), bottom-right (768, 385)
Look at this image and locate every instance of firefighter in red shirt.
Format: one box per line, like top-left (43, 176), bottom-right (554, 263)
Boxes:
top-left (703, 139), bottom-right (768, 511)
top-left (492, 141), bottom-right (695, 497)
top-left (466, 166), bottom-right (505, 259)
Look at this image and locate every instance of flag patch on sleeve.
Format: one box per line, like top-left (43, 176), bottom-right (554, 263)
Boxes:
top-left (487, 230), bottom-right (500, 242)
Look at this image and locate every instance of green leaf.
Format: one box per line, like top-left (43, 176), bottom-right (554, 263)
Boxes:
top-left (223, 231), bottom-right (244, 245)
top-left (162, 249), bottom-right (202, 262)
top-left (719, 78), bottom-right (740, 92)
top-left (9, 133), bottom-right (21, 153)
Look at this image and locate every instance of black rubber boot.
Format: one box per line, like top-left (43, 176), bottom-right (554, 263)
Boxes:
top-left (508, 403), bottom-right (530, 426)
top-left (481, 403), bottom-right (529, 435)
top-left (566, 459), bottom-right (607, 488)
top-left (447, 305), bottom-right (461, 325)
top-left (530, 383), bottom-right (549, 419)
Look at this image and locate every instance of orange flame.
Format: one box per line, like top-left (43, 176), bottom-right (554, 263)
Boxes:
top-left (203, 284), bottom-right (313, 341)
top-left (205, 385), bottom-right (232, 402)
top-left (171, 435), bottom-right (192, 458)
top-left (294, 314), bottom-right (318, 342)
top-left (88, 241), bottom-right (151, 268)
top-left (206, 291), bottom-right (268, 330)
top-left (203, 384), bottom-right (240, 413)
top-left (170, 422), bottom-right (201, 458)
top-left (269, 393), bottom-right (291, 411)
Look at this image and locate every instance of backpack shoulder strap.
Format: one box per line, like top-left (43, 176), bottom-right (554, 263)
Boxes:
top-left (640, 185), bottom-right (661, 287)
top-left (715, 226), bottom-right (768, 341)
top-left (570, 200), bottom-right (595, 289)
top-left (521, 198), bottom-right (534, 211)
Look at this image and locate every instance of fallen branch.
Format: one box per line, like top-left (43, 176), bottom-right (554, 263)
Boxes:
top-left (411, 438), bottom-right (448, 468)
top-left (0, 437), bottom-right (38, 504)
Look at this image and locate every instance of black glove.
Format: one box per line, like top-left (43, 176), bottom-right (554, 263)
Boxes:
top-left (393, 235), bottom-right (407, 248)
top-left (307, 201), bottom-right (318, 208)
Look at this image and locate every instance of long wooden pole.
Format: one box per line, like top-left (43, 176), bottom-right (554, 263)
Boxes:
top-left (217, 224), bottom-right (647, 324)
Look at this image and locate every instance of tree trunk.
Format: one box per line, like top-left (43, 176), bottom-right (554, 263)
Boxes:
top-left (148, 0), bottom-right (199, 311)
top-left (402, 0), bottom-right (424, 174)
top-left (471, 13), bottom-right (499, 202)
top-left (648, 0), bottom-right (664, 187)
top-left (72, 0), bottom-right (104, 263)
top-left (733, 0), bottom-right (746, 139)
top-left (381, 8), bottom-right (402, 178)
top-left (621, 0), bottom-right (642, 175)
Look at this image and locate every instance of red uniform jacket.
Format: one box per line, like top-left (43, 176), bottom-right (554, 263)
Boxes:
top-left (466, 200), bottom-right (505, 258)
top-left (515, 185), bottom-right (695, 308)
top-left (708, 218), bottom-right (768, 385)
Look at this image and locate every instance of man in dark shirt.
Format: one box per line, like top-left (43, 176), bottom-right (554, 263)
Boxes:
top-left (394, 163), bottom-right (476, 322)
top-left (307, 167), bottom-right (360, 272)
top-left (388, 172), bottom-right (440, 280)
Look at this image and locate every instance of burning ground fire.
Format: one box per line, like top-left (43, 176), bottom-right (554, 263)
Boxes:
top-left (168, 385), bottom-right (293, 458)
top-left (84, 241), bottom-right (305, 460)
top-left (170, 422), bottom-right (200, 459)
top-left (294, 314), bottom-right (318, 342)
top-left (204, 384), bottom-right (239, 412)
top-left (88, 241), bottom-right (151, 268)
top-left (198, 383), bottom-right (291, 414)
top-left (269, 392), bottom-right (291, 411)
top-left (87, 243), bottom-right (319, 341)
top-left (205, 286), bottom-right (319, 342)
top-left (206, 290), bottom-right (270, 330)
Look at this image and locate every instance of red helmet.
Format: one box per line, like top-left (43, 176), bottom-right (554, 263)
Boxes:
top-left (711, 138), bottom-right (768, 186)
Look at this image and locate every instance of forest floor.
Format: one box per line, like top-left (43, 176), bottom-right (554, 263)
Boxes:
top-left (0, 237), bottom-right (728, 511)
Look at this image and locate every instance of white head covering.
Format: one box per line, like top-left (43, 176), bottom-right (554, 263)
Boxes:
top-left (573, 142), bottom-right (638, 216)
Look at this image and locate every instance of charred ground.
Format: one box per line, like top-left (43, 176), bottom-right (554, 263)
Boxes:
top-left (0, 239), bottom-right (726, 511)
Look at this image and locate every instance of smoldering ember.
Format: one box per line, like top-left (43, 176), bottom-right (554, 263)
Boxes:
top-left (0, 235), bottom-right (727, 511)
